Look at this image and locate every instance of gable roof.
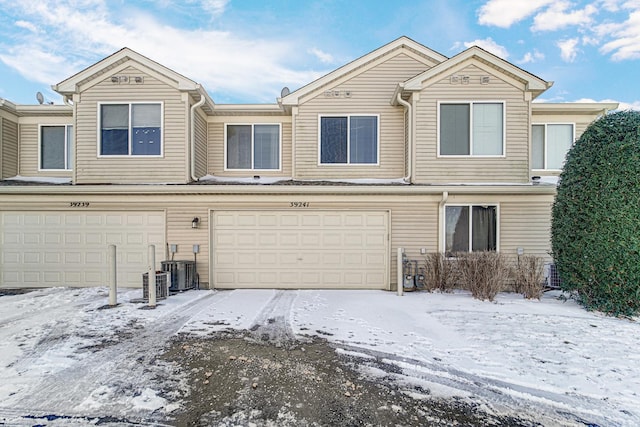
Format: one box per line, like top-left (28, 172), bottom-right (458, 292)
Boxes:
top-left (52, 48), bottom-right (214, 110)
top-left (401, 45), bottom-right (552, 98)
top-left (280, 36), bottom-right (448, 106)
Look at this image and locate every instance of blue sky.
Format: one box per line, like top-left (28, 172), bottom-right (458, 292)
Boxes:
top-left (0, 0), bottom-right (638, 108)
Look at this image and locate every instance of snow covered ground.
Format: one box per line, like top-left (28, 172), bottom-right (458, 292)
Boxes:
top-left (0, 287), bottom-right (638, 426)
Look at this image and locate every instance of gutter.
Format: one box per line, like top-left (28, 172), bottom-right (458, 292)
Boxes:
top-left (190, 87), bottom-right (208, 182)
top-left (0, 184), bottom-right (558, 196)
top-left (395, 93), bottom-right (412, 183)
top-left (63, 96), bottom-right (76, 185)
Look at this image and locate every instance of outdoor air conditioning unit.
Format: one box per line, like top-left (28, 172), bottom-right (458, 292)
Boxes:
top-left (161, 260), bottom-right (196, 291)
top-left (544, 263), bottom-right (562, 289)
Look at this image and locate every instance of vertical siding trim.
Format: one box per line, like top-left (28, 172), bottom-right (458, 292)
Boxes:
top-left (0, 118), bottom-right (3, 178)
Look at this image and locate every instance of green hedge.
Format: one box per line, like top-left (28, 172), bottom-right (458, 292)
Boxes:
top-left (551, 110), bottom-right (640, 316)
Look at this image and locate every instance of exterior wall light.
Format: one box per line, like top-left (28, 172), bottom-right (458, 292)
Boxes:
top-left (192, 217), bottom-right (199, 229)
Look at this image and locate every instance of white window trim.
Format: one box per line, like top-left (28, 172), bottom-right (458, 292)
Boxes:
top-left (531, 122), bottom-right (575, 171)
top-left (442, 203), bottom-right (500, 253)
top-left (437, 101), bottom-right (506, 158)
top-left (317, 114), bottom-right (381, 166)
top-left (223, 123), bottom-right (282, 171)
top-left (38, 124), bottom-right (73, 171)
top-left (97, 101), bottom-right (164, 158)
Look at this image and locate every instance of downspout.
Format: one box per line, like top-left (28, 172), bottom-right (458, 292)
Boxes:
top-left (396, 93), bottom-right (412, 183)
top-left (438, 191), bottom-right (449, 253)
top-left (63, 95), bottom-right (76, 185)
top-left (190, 90), bottom-right (207, 182)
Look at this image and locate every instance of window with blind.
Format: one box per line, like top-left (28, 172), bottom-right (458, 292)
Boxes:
top-left (319, 115), bottom-right (378, 164)
top-left (439, 102), bottom-right (504, 156)
top-left (532, 123), bottom-right (574, 170)
top-left (226, 124), bottom-right (280, 170)
top-left (100, 103), bottom-right (162, 156)
top-left (40, 125), bottom-right (72, 170)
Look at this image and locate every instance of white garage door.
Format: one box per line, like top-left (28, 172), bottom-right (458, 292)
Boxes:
top-left (1, 211), bottom-right (165, 288)
top-left (212, 210), bottom-right (389, 289)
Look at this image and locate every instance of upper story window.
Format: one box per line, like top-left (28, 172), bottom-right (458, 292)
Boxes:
top-left (445, 205), bottom-right (498, 254)
top-left (100, 103), bottom-right (162, 156)
top-left (319, 115), bottom-right (379, 164)
top-left (532, 123), bottom-right (574, 170)
top-left (439, 102), bottom-right (504, 156)
top-left (40, 125), bottom-right (72, 170)
top-left (226, 124), bottom-right (280, 170)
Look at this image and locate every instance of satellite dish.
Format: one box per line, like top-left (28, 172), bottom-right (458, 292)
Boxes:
top-left (280, 86), bottom-right (290, 97)
top-left (36, 92), bottom-right (44, 105)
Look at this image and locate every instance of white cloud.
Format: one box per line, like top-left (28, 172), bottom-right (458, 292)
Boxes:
top-left (478, 0), bottom-right (555, 28)
top-left (517, 49), bottom-right (545, 64)
top-left (198, 0), bottom-right (229, 17)
top-left (531, 2), bottom-right (598, 31)
top-left (0, 0), bottom-right (325, 102)
top-left (455, 37), bottom-right (510, 59)
top-left (307, 48), bottom-right (334, 64)
top-left (14, 20), bottom-right (38, 33)
top-left (596, 8), bottom-right (640, 60)
top-left (557, 38), bottom-right (580, 61)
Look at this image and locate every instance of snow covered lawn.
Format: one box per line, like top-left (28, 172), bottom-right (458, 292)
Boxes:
top-left (0, 287), bottom-right (638, 426)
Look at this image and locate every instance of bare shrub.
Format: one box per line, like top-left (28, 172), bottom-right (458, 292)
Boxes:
top-left (456, 251), bottom-right (510, 301)
top-left (423, 252), bottom-right (458, 292)
top-left (513, 255), bottom-right (545, 299)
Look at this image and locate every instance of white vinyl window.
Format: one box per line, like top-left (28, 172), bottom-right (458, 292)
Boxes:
top-left (40, 125), bottom-right (72, 170)
top-left (439, 102), bottom-right (504, 156)
top-left (532, 124), bottom-right (574, 170)
top-left (99, 103), bottom-right (162, 156)
top-left (319, 115), bottom-right (379, 164)
top-left (225, 124), bottom-right (280, 170)
top-left (445, 205), bottom-right (498, 255)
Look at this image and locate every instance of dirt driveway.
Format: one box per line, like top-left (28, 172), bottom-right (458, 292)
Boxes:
top-left (161, 329), bottom-right (538, 426)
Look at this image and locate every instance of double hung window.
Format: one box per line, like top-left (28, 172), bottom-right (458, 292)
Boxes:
top-left (320, 115), bottom-right (378, 164)
top-left (100, 103), bottom-right (162, 156)
top-left (40, 125), bottom-right (72, 170)
top-left (439, 102), bottom-right (504, 156)
top-left (445, 205), bottom-right (498, 254)
top-left (532, 124), bottom-right (574, 170)
top-left (226, 124), bottom-right (280, 170)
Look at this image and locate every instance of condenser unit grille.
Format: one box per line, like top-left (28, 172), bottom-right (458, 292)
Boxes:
top-left (546, 263), bottom-right (562, 289)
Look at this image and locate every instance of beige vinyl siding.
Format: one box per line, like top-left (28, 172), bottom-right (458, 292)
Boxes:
top-left (414, 63), bottom-right (530, 184)
top-left (207, 117), bottom-right (292, 177)
top-left (1, 118), bottom-right (18, 179)
top-left (294, 53), bottom-right (431, 179)
top-left (500, 195), bottom-right (554, 260)
top-left (389, 200), bottom-right (439, 285)
top-left (75, 65), bottom-right (188, 184)
top-left (166, 207), bottom-right (209, 288)
top-left (17, 123), bottom-right (73, 178)
top-left (194, 108), bottom-right (208, 178)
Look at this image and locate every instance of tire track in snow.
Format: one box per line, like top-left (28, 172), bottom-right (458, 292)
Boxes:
top-left (2, 291), bottom-right (222, 420)
top-left (332, 342), bottom-right (625, 427)
top-left (248, 290), bottom-right (298, 347)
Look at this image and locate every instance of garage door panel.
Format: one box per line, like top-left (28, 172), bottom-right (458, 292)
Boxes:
top-left (212, 210), bottom-right (388, 289)
top-left (1, 211), bottom-right (165, 288)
